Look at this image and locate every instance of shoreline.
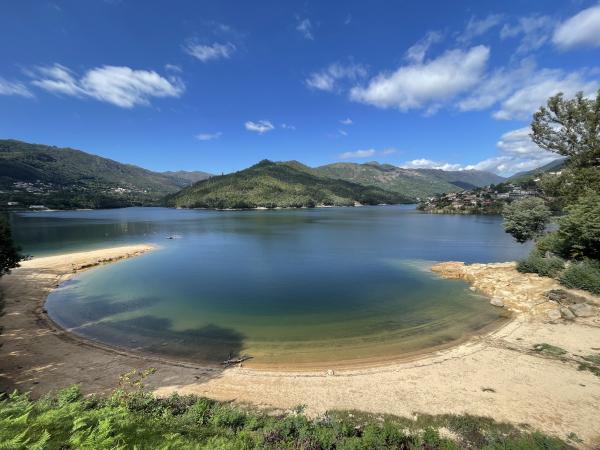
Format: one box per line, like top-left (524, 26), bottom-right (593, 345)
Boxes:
top-left (1, 246), bottom-right (600, 447)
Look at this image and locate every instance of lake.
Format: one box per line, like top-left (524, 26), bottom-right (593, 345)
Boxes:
top-left (11, 206), bottom-right (530, 368)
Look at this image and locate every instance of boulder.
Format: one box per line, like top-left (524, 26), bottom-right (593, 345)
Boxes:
top-left (545, 289), bottom-right (586, 305)
top-left (560, 307), bottom-right (575, 321)
top-left (568, 303), bottom-right (596, 318)
top-left (547, 309), bottom-right (562, 321)
top-left (490, 297), bottom-right (504, 307)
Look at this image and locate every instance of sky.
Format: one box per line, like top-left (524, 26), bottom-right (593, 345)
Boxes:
top-left (1, 1), bottom-right (600, 176)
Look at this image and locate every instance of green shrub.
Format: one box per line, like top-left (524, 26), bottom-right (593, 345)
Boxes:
top-left (0, 387), bottom-right (573, 449)
top-left (559, 259), bottom-right (600, 295)
top-left (517, 251), bottom-right (565, 278)
top-left (557, 190), bottom-right (600, 259)
top-left (535, 231), bottom-right (570, 258)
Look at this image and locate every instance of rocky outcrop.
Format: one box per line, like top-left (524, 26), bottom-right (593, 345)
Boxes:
top-left (431, 261), bottom-right (600, 323)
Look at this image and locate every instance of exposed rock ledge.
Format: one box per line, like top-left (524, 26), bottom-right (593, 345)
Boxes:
top-left (431, 261), bottom-right (600, 323)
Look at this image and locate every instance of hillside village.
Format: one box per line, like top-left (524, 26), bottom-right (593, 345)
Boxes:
top-left (417, 183), bottom-right (543, 214)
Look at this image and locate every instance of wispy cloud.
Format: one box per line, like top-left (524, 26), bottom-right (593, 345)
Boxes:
top-left (457, 14), bottom-right (504, 43)
top-left (245, 120), bottom-right (275, 134)
top-left (500, 15), bottom-right (556, 54)
top-left (339, 148), bottom-right (397, 159)
top-left (405, 31), bottom-right (443, 63)
top-left (0, 76), bottom-right (34, 97)
top-left (296, 18), bottom-right (314, 40)
top-left (350, 46), bottom-right (489, 112)
top-left (401, 159), bottom-right (464, 171)
top-left (184, 41), bottom-right (236, 62)
top-left (306, 62), bottom-right (367, 92)
top-left (281, 123), bottom-right (296, 130)
top-left (553, 3), bottom-right (600, 50)
top-left (29, 64), bottom-right (184, 108)
top-left (196, 132), bottom-right (222, 141)
top-left (492, 68), bottom-right (598, 120)
top-left (339, 117), bottom-right (353, 125)
top-left (339, 148), bottom-right (376, 159)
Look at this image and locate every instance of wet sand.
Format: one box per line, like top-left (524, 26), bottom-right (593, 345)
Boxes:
top-left (1, 246), bottom-right (599, 448)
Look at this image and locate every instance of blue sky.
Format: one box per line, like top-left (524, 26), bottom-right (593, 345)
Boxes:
top-left (1, 1), bottom-right (599, 175)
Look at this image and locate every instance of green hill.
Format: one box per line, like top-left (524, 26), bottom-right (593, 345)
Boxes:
top-left (0, 139), bottom-right (210, 209)
top-left (314, 162), bottom-right (504, 198)
top-left (166, 160), bottom-right (411, 209)
top-left (508, 158), bottom-right (566, 184)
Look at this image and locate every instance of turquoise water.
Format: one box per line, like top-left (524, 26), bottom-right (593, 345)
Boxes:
top-left (12, 206), bottom-right (528, 367)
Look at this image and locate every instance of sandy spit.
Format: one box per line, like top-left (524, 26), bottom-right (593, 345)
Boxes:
top-left (1, 249), bottom-right (600, 448)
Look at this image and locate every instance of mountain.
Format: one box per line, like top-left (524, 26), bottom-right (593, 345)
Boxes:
top-left (314, 162), bottom-right (505, 198)
top-left (166, 160), bottom-right (411, 209)
top-left (508, 158), bottom-right (567, 184)
top-left (161, 170), bottom-right (212, 187)
top-left (0, 139), bottom-right (207, 209)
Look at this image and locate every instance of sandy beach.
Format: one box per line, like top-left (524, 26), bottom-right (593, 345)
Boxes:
top-left (1, 246), bottom-right (599, 448)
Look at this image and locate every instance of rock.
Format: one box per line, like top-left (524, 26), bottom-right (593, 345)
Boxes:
top-left (569, 303), bottom-right (596, 318)
top-left (547, 309), bottom-right (562, 321)
top-left (326, 369), bottom-right (335, 376)
top-left (560, 307), bottom-right (575, 321)
top-left (490, 298), bottom-right (504, 307)
top-left (545, 289), bottom-right (586, 305)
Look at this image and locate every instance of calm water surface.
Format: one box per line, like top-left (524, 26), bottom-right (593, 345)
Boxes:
top-left (12, 206), bottom-right (529, 367)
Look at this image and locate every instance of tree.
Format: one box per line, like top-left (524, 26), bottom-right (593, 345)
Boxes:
top-left (0, 215), bottom-right (22, 277)
top-left (557, 190), bottom-right (600, 259)
top-left (502, 197), bottom-right (551, 243)
top-left (531, 90), bottom-right (600, 168)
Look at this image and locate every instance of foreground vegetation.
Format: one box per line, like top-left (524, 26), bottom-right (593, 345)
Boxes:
top-left (0, 380), bottom-right (574, 449)
top-left (167, 159), bottom-right (411, 209)
top-left (503, 90), bottom-right (600, 296)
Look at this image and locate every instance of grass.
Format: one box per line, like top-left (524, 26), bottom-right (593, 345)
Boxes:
top-left (0, 384), bottom-right (575, 450)
top-left (532, 343), bottom-right (567, 357)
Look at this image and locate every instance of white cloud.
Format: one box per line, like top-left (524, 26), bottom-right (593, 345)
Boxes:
top-left (457, 14), bottom-right (503, 43)
top-left (306, 62), bottom-right (367, 92)
top-left (405, 31), bottom-right (443, 63)
top-left (281, 123), bottom-right (296, 130)
top-left (457, 58), bottom-right (535, 111)
top-left (465, 128), bottom-right (560, 174)
top-left (493, 68), bottom-right (598, 120)
top-left (245, 120), bottom-right (275, 134)
top-left (500, 15), bottom-right (555, 54)
top-left (339, 148), bottom-right (376, 159)
top-left (553, 4), bottom-right (600, 50)
top-left (337, 129), bottom-right (348, 136)
top-left (401, 159), bottom-right (464, 171)
top-left (339, 118), bottom-right (353, 125)
top-left (350, 46), bottom-right (489, 111)
top-left (400, 128), bottom-right (560, 175)
top-left (0, 77), bottom-right (33, 97)
top-left (196, 132), bottom-right (222, 141)
top-left (30, 64), bottom-right (184, 108)
top-left (184, 41), bottom-right (236, 62)
top-left (165, 64), bottom-right (182, 73)
top-left (296, 18), bottom-right (314, 40)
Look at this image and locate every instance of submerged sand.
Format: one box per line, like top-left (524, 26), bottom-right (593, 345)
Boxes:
top-left (1, 247), bottom-right (599, 447)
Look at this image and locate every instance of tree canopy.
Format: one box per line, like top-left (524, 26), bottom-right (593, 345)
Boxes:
top-left (531, 90), bottom-right (600, 168)
top-left (503, 197), bottom-right (551, 244)
top-left (0, 215), bottom-right (22, 277)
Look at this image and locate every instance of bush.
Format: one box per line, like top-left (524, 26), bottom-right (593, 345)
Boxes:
top-left (503, 197), bottom-right (551, 243)
top-left (559, 259), bottom-right (600, 295)
top-left (517, 251), bottom-right (565, 278)
top-left (557, 190), bottom-right (600, 259)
